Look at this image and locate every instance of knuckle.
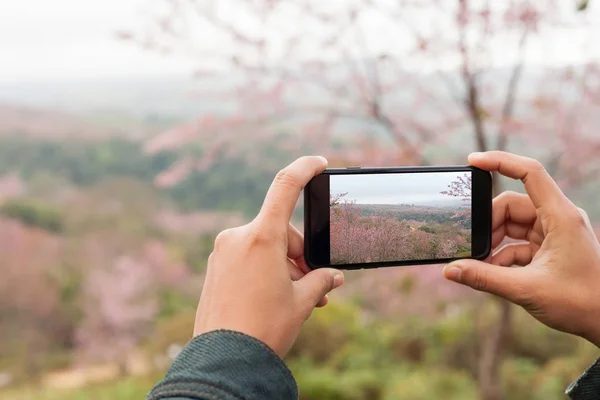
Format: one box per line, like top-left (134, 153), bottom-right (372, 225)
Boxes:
top-left (247, 226), bottom-right (276, 247)
top-left (275, 168), bottom-right (299, 189)
top-left (562, 206), bottom-right (587, 227)
top-left (496, 190), bottom-right (518, 203)
top-left (319, 274), bottom-right (334, 292)
top-left (464, 267), bottom-right (488, 292)
top-left (473, 272), bottom-right (488, 293)
top-left (576, 207), bottom-right (590, 224)
top-left (527, 159), bottom-right (546, 172)
top-left (214, 228), bottom-right (235, 250)
top-left (540, 211), bottom-right (559, 230)
top-left (512, 286), bottom-right (537, 309)
top-left (206, 252), bottom-right (217, 269)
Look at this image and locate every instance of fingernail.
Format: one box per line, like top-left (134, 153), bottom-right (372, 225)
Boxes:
top-left (333, 271), bottom-right (344, 288)
top-left (469, 152), bottom-right (485, 160)
top-left (444, 266), bottom-right (462, 282)
top-left (317, 156), bottom-right (328, 164)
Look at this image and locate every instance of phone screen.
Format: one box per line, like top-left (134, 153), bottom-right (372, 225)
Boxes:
top-left (304, 167), bottom-right (491, 270)
top-left (329, 172), bottom-right (472, 265)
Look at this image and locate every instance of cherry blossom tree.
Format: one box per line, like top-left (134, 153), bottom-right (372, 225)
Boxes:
top-left (76, 255), bottom-right (158, 373)
top-left (0, 219), bottom-right (65, 375)
top-left (441, 173), bottom-right (472, 202)
top-left (441, 173), bottom-right (473, 221)
top-left (330, 195), bottom-right (465, 264)
top-left (123, 1), bottom-right (600, 398)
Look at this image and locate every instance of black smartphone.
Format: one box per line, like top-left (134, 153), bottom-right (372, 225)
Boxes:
top-left (304, 166), bottom-right (492, 270)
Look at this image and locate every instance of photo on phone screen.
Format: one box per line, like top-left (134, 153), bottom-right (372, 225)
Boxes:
top-left (329, 172), bottom-right (472, 264)
top-left (305, 166), bottom-right (492, 270)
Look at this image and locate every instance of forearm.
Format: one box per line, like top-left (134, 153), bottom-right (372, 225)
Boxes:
top-left (147, 330), bottom-right (298, 400)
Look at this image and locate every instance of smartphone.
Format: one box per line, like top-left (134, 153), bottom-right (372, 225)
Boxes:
top-left (304, 166), bottom-right (492, 270)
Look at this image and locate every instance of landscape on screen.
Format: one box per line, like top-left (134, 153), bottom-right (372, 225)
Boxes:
top-left (330, 172), bottom-right (472, 265)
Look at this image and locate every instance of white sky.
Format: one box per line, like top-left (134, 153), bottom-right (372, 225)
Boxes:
top-left (0, 0), bottom-right (194, 82)
top-left (0, 0), bottom-right (599, 83)
top-left (330, 172), bottom-right (468, 205)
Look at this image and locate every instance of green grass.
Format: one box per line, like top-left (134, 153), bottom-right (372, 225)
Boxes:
top-left (0, 375), bottom-right (160, 400)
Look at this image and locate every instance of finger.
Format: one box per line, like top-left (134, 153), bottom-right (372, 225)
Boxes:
top-left (288, 223), bottom-right (312, 274)
top-left (287, 259), bottom-right (304, 281)
top-left (492, 191), bottom-right (536, 231)
top-left (287, 223), bottom-right (304, 260)
top-left (491, 191), bottom-right (536, 247)
top-left (316, 295), bottom-right (329, 308)
top-left (468, 151), bottom-right (570, 210)
top-left (443, 259), bottom-right (532, 304)
top-left (287, 252), bottom-right (326, 305)
top-left (491, 243), bottom-right (534, 267)
top-left (492, 221), bottom-right (531, 248)
top-left (259, 156), bottom-right (328, 227)
top-left (295, 269), bottom-right (344, 313)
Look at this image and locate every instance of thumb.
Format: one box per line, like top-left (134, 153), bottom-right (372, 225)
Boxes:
top-left (443, 259), bottom-right (525, 302)
top-left (296, 268), bottom-right (344, 310)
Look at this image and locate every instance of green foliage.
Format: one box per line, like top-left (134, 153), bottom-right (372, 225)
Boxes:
top-left (507, 310), bottom-right (580, 364)
top-left (158, 290), bottom-right (196, 318)
top-left (0, 138), bottom-right (275, 215)
top-left (0, 199), bottom-right (64, 233)
top-left (181, 234), bottom-right (217, 272)
top-left (289, 302), bottom-right (361, 363)
top-left (291, 361), bottom-right (384, 400)
top-left (358, 204), bottom-right (471, 229)
top-left (0, 375), bottom-right (159, 400)
top-left (386, 367), bottom-right (477, 400)
top-left (500, 355), bottom-right (589, 400)
top-left (501, 357), bottom-right (541, 400)
top-left (455, 246), bottom-right (471, 257)
top-left (418, 225), bottom-right (436, 234)
top-left (0, 138), bottom-right (174, 186)
top-left (146, 309), bottom-right (197, 356)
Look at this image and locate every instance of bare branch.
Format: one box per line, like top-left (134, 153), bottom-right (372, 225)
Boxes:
top-left (496, 27), bottom-right (530, 152)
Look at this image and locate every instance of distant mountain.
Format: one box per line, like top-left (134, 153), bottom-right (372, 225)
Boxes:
top-left (0, 76), bottom-right (233, 120)
top-left (0, 103), bottom-right (161, 141)
top-left (0, 103), bottom-right (114, 140)
top-left (400, 198), bottom-right (467, 208)
top-left (0, 66), bottom-right (559, 122)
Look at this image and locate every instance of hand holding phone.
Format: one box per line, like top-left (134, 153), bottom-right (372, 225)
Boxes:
top-left (304, 166), bottom-right (492, 269)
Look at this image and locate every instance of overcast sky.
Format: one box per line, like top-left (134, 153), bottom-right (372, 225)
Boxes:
top-left (330, 172), bottom-right (468, 205)
top-left (0, 1), bottom-right (599, 83)
top-left (0, 0), bottom-right (194, 82)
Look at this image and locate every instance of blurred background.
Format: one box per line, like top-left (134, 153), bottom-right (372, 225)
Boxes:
top-left (1, 1), bottom-right (599, 399)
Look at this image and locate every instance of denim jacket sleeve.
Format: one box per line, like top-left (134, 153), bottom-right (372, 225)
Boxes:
top-left (566, 358), bottom-right (600, 400)
top-left (146, 330), bottom-right (298, 400)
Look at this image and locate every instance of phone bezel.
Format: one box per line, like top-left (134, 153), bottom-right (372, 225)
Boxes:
top-left (304, 165), bottom-right (492, 270)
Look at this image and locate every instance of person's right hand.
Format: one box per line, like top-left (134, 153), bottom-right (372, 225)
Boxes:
top-left (193, 156), bottom-right (344, 359)
top-left (443, 151), bottom-right (600, 347)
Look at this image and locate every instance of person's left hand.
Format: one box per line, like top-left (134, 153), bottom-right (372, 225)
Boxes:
top-left (193, 156), bottom-right (345, 358)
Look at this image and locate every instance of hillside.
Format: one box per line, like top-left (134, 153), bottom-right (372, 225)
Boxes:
top-left (0, 103), bottom-right (161, 141)
top-left (356, 203), bottom-right (470, 228)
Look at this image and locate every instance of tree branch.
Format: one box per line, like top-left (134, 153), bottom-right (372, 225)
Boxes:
top-left (496, 27), bottom-right (529, 152)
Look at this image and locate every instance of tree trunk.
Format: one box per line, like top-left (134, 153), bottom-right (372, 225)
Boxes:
top-left (477, 177), bottom-right (511, 400)
top-left (478, 299), bottom-right (512, 400)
